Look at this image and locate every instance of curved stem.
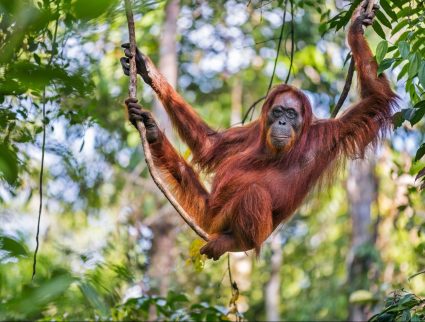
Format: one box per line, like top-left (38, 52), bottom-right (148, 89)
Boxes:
top-left (285, 0), bottom-right (294, 84)
top-left (331, 58), bottom-right (355, 118)
top-left (266, 0), bottom-right (289, 95)
top-left (32, 13), bottom-right (60, 281)
top-left (331, 0), bottom-right (375, 118)
top-left (124, 0), bottom-right (209, 241)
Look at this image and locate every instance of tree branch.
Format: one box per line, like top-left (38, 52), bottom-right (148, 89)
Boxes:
top-left (266, 0), bottom-right (288, 95)
top-left (241, 95), bottom-right (266, 124)
top-left (242, 0), bottom-right (290, 124)
top-left (331, 58), bottom-right (355, 118)
top-left (331, 0), bottom-right (375, 118)
top-left (284, 0), bottom-right (294, 84)
top-left (124, 0), bottom-right (209, 241)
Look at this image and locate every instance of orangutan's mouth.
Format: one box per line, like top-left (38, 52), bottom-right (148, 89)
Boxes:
top-left (271, 135), bottom-right (290, 139)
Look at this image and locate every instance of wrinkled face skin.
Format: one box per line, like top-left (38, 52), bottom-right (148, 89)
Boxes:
top-left (266, 92), bottom-right (303, 151)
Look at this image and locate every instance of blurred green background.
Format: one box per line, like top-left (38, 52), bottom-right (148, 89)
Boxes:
top-left (1, 0), bottom-right (425, 320)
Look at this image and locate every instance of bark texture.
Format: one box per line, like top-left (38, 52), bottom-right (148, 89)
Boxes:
top-left (347, 156), bottom-right (377, 321)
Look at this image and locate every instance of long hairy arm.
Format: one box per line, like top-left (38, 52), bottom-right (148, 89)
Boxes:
top-left (126, 98), bottom-right (209, 226)
top-left (121, 44), bottom-right (217, 161)
top-left (315, 3), bottom-right (397, 160)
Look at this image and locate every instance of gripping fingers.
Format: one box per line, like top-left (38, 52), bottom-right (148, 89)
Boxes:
top-left (360, 0), bottom-right (379, 24)
top-left (362, 11), bottom-right (377, 26)
top-left (129, 108), bottom-right (155, 127)
top-left (121, 43), bottom-right (137, 57)
top-left (139, 111), bottom-right (159, 143)
top-left (120, 43), bottom-right (153, 85)
top-left (129, 108), bottom-right (143, 124)
top-left (124, 48), bottom-right (133, 58)
top-left (127, 102), bottom-right (144, 125)
top-left (125, 97), bottom-right (138, 105)
top-left (351, 1), bottom-right (379, 31)
top-left (120, 57), bottom-right (130, 76)
top-left (125, 99), bottom-right (159, 142)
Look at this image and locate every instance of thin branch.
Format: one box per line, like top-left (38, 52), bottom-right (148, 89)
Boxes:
top-left (32, 14), bottom-right (60, 281)
top-left (242, 0), bottom-right (290, 124)
top-left (366, 0), bottom-right (375, 13)
top-left (285, 0), bottom-right (294, 84)
top-left (241, 95), bottom-right (266, 124)
top-left (408, 269), bottom-right (425, 281)
top-left (266, 0), bottom-right (288, 95)
top-left (242, 0), bottom-right (292, 124)
top-left (331, 0), bottom-right (375, 118)
top-left (237, 37), bottom-right (281, 49)
top-left (331, 58), bottom-right (355, 118)
top-left (227, 254), bottom-right (241, 321)
top-left (124, 0), bottom-right (137, 98)
top-left (227, 254), bottom-right (234, 285)
top-left (124, 0), bottom-right (209, 241)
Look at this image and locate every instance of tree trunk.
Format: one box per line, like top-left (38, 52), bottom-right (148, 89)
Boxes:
top-left (265, 233), bottom-right (283, 321)
top-left (153, 0), bottom-right (179, 136)
top-left (346, 156), bottom-right (378, 321)
top-left (146, 211), bottom-right (179, 295)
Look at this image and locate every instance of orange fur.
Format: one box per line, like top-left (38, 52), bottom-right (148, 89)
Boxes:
top-left (143, 20), bottom-right (397, 260)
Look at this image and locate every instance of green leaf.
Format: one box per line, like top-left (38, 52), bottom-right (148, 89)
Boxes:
top-left (376, 41), bottom-right (388, 64)
top-left (419, 61), bottom-right (425, 88)
top-left (398, 293), bottom-right (418, 308)
top-left (14, 128), bottom-right (33, 143)
top-left (392, 19), bottom-right (409, 36)
top-left (410, 106), bottom-right (425, 125)
top-left (397, 30), bottom-right (412, 44)
top-left (402, 108), bottom-right (415, 121)
top-left (166, 291), bottom-right (190, 313)
top-left (397, 63), bottom-right (409, 81)
top-left (0, 236), bottom-right (28, 257)
top-left (372, 20), bottom-right (386, 39)
top-left (398, 41), bottom-right (410, 59)
top-left (401, 310), bottom-right (411, 321)
top-left (33, 53), bottom-right (41, 65)
top-left (413, 100), bottom-right (425, 110)
top-left (376, 11), bottom-right (392, 29)
top-left (411, 315), bottom-right (421, 322)
top-left (73, 0), bottom-right (117, 20)
top-left (377, 58), bottom-right (395, 75)
top-left (380, 0), bottom-right (398, 21)
top-left (0, 143), bottom-right (19, 185)
top-left (4, 273), bottom-right (74, 315)
top-left (415, 143), bottom-right (425, 162)
top-left (79, 282), bottom-right (110, 316)
top-left (408, 53), bottom-right (420, 78)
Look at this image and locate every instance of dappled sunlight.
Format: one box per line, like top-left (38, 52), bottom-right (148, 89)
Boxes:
top-left (1, 0), bottom-right (424, 321)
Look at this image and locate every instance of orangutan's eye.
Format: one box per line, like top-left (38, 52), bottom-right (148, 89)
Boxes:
top-left (272, 106), bottom-right (283, 118)
top-left (284, 108), bottom-right (297, 119)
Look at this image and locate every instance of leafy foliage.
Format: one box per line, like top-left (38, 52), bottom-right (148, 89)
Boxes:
top-left (322, 0), bottom-right (425, 186)
top-left (369, 291), bottom-right (425, 322)
top-left (1, 0), bottom-right (425, 320)
top-left (0, 235), bottom-right (238, 320)
top-left (114, 292), bottom-right (231, 321)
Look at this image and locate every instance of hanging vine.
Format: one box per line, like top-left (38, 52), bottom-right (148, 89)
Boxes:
top-left (123, 0), bottom-right (209, 242)
top-left (32, 11), bottom-right (60, 280)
